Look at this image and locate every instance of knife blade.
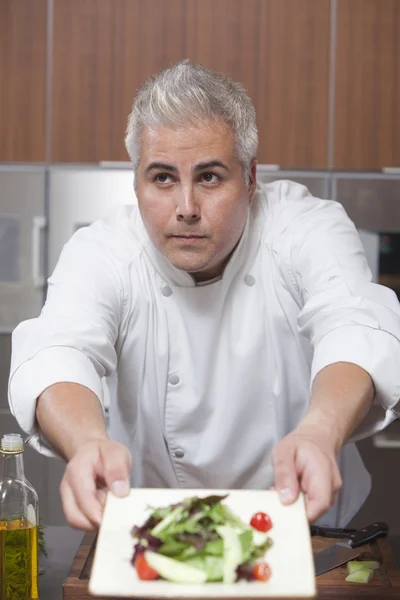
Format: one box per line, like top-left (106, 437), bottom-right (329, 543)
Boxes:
top-left (313, 521), bottom-right (388, 576)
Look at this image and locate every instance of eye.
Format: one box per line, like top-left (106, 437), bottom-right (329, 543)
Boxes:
top-left (154, 173), bottom-right (174, 184)
top-left (200, 172), bottom-right (220, 184)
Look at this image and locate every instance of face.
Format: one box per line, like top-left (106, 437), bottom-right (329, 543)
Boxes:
top-left (135, 121), bottom-right (257, 282)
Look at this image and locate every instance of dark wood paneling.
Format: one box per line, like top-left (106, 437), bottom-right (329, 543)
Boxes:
top-left (334, 0), bottom-right (400, 170)
top-left (185, 0), bottom-right (261, 112)
top-left (0, 0), bottom-right (47, 162)
top-left (257, 0), bottom-right (331, 168)
top-left (186, 0), bottom-right (331, 168)
top-left (51, 0), bottom-right (186, 163)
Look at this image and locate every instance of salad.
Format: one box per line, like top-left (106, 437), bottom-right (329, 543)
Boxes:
top-left (131, 493), bottom-right (273, 584)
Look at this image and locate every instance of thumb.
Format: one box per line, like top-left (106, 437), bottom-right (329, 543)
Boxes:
top-left (272, 439), bottom-right (300, 505)
top-left (99, 442), bottom-right (131, 497)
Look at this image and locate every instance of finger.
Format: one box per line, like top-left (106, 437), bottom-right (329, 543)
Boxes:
top-left (60, 478), bottom-right (97, 531)
top-left (100, 443), bottom-right (132, 497)
top-left (96, 485), bottom-right (108, 508)
top-left (65, 457), bottom-right (104, 526)
top-left (272, 441), bottom-right (300, 505)
top-left (331, 461), bottom-right (343, 493)
top-left (302, 460), bottom-right (333, 522)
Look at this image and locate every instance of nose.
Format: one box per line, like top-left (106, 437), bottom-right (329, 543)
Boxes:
top-left (175, 186), bottom-right (200, 221)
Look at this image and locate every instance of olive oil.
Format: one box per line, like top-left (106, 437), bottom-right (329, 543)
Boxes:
top-left (0, 519), bottom-right (38, 600)
top-left (0, 434), bottom-right (39, 600)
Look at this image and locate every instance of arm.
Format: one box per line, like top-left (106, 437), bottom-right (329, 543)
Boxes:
top-left (36, 382), bottom-right (131, 530)
top-left (36, 383), bottom-right (108, 461)
top-left (274, 362), bottom-right (374, 521)
top-left (272, 190), bottom-right (400, 521)
top-left (300, 362), bottom-right (374, 455)
top-left (9, 224), bottom-right (132, 529)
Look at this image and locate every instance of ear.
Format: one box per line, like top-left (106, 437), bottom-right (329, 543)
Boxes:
top-left (248, 158), bottom-right (257, 204)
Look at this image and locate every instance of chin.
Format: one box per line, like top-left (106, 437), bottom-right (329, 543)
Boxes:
top-left (171, 260), bottom-right (208, 274)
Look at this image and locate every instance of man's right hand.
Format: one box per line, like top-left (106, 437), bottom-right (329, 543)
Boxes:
top-left (60, 438), bottom-right (132, 530)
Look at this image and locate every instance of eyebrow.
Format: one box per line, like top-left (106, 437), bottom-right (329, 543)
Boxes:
top-left (145, 162), bottom-right (177, 174)
top-left (193, 160), bottom-right (229, 172)
top-left (145, 159), bottom-right (229, 175)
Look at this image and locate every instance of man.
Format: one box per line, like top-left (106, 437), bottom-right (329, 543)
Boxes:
top-left (8, 60), bottom-right (400, 531)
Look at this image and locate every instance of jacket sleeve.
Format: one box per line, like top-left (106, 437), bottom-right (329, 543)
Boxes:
top-left (8, 224), bottom-right (123, 455)
top-left (284, 192), bottom-right (400, 441)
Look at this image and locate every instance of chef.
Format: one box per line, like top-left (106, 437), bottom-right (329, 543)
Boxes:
top-left (8, 60), bottom-right (400, 531)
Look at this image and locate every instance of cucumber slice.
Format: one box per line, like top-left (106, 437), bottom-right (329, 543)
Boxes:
top-left (347, 560), bottom-right (380, 574)
top-left (216, 525), bottom-right (242, 584)
top-left (252, 530), bottom-right (269, 547)
top-left (345, 568), bottom-right (374, 584)
top-left (144, 551), bottom-right (207, 584)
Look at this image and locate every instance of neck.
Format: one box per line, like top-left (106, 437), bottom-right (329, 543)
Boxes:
top-left (0, 451), bottom-right (25, 481)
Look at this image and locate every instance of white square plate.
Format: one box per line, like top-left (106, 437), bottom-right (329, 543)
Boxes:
top-left (89, 489), bottom-right (316, 598)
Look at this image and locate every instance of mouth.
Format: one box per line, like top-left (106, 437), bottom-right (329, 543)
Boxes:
top-left (173, 235), bottom-right (205, 238)
top-left (169, 234), bottom-right (207, 245)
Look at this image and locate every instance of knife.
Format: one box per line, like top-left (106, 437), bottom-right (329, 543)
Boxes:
top-left (311, 521), bottom-right (388, 576)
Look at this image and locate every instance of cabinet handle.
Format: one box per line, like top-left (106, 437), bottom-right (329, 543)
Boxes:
top-left (31, 216), bottom-right (46, 288)
top-left (382, 167), bottom-right (400, 174)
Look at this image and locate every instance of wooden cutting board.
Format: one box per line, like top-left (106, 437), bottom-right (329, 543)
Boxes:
top-left (63, 533), bottom-right (400, 599)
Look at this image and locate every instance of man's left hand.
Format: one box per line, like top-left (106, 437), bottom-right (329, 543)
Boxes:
top-left (272, 427), bottom-right (343, 522)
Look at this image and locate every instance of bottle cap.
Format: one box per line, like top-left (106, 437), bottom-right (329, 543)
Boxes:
top-left (1, 433), bottom-right (24, 452)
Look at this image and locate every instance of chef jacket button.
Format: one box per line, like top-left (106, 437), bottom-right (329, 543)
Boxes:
top-left (161, 286), bottom-right (172, 297)
top-left (244, 274), bottom-right (255, 286)
top-left (174, 448), bottom-right (185, 459)
top-left (169, 374), bottom-right (180, 385)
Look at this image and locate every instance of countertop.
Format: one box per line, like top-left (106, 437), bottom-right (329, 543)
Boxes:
top-left (40, 526), bottom-right (400, 600)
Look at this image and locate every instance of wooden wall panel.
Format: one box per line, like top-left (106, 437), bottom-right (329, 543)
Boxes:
top-left (185, 0), bottom-right (260, 116)
top-left (51, 0), bottom-right (186, 163)
top-left (334, 0), bottom-right (400, 170)
top-left (52, 0), bottom-right (331, 167)
top-left (186, 0), bottom-right (330, 168)
top-left (0, 0), bottom-right (47, 162)
top-left (257, 0), bottom-right (331, 168)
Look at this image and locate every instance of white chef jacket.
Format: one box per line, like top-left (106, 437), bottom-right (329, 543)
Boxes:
top-left (8, 180), bottom-right (400, 526)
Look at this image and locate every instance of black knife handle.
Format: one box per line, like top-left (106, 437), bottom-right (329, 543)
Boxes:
top-left (348, 522), bottom-right (389, 548)
top-left (310, 525), bottom-right (356, 538)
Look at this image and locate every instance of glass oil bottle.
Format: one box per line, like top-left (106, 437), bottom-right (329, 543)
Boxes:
top-left (0, 433), bottom-right (39, 600)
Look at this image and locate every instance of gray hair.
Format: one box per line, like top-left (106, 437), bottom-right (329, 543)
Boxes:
top-left (125, 59), bottom-right (258, 182)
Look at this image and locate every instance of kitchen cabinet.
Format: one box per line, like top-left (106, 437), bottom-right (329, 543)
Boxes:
top-left (50, 0), bottom-right (331, 168)
top-left (334, 0), bottom-right (400, 170)
top-left (48, 166), bottom-right (136, 273)
top-left (0, 0), bottom-right (47, 162)
top-left (51, 0), bottom-right (186, 163)
top-left (333, 173), bottom-right (400, 292)
top-left (0, 169), bottom-right (46, 331)
top-left (333, 174), bottom-right (400, 233)
top-left (256, 0), bottom-right (331, 168)
top-left (256, 169), bottom-right (330, 199)
top-left (185, 0), bottom-right (331, 169)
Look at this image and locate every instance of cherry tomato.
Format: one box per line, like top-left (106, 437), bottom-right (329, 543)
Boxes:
top-left (253, 561), bottom-right (271, 582)
top-left (250, 512), bottom-right (273, 532)
top-left (135, 553), bottom-right (159, 580)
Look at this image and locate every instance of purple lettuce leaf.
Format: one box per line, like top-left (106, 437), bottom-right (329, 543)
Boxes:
top-left (236, 562), bottom-right (255, 581)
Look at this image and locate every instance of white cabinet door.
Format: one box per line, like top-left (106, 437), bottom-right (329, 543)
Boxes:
top-left (48, 167), bottom-right (137, 274)
top-left (0, 169), bottom-right (46, 331)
